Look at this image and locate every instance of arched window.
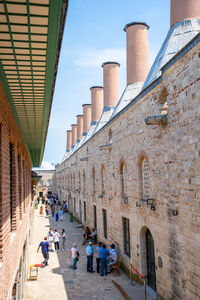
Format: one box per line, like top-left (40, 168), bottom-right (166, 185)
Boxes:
top-left (120, 161), bottom-right (128, 203)
top-left (73, 174), bottom-right (76, 189)
top-left (92, 167), bottom-right (95, 194)
top-left (78, 171), bottom-right (81, 191)
top-left (100, 164), bottom-right (105, 194)
top-left (141, 158), bottom-right (150, 200)
top-left (70, 174), bottom-right (72, 190)
top-left (159, 86), bottom-right (168, 115)
top-left (83, 169), bottom-right (85, 192)
top-left (108, 128), bottom-right (112, 144)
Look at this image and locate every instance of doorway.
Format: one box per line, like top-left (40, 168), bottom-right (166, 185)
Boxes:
top-left (79, 200), bottom-right (82, 222)
top-left (146, 229), bottom-right (156, 291)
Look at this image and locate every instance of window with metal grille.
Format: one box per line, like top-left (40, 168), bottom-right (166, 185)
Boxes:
top-left (101, 165), bottom-right (105, 194)
top-left (92, 167), bottom-right (95, 194)
top-left (83, 170), bottom-right (85, 192)
top-left (9, 143), bottom-right (13, 231)
top-left (122, 217), bottom-right (130, 257)
top-left (78, 171), bottom-right (81, 191)
top-left (74, 197), bottom-right (76, 213)
top-left (93, 205), bottom-right (97, 229)
top-left (142, 159), bottom-right (150, 200)
top-left (84, 201), bottom-right (86, 222)
top-left (102, 209), bottom-right (107, 239)
top-left (18, 154), bottom-right (22, 219)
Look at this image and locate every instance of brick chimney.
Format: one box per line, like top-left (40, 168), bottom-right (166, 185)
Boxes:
top-left (76, 115), bottom-right (83, 142)
top-left (102, 62), bottom-right (120, 109)
top-left (170, 0), bottom-right (200, 27)
top-left (71, 124), bottom-right (77, 148)
top-left (82, 104), bottom-right (91, 135)
top-left (66, 130), bottom-right (72, 152)
top-left (90, 86), bottom-right (103, 125)
top-left (124, 22), bottom-right (150, 86)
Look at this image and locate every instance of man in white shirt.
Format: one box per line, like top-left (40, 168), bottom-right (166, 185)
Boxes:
top-left (53, 229), bottom-right (60, 251)
top-left (69, 243), bottom-right (79, 270)
top-left (108, 244), bottom-right (118, 272)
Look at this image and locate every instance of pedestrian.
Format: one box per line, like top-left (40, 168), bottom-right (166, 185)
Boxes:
top-left (69, 243), bottom-right (79, 270)
top-left (100, 244), bottom-right (109, 276)
top-left (37, 237), bottom-right (49, 267)
top-left (47, 227), bottom-right (54, 252)
top-left (82, 226), bottom-right (91, 245)
top-left (40, 205), bottom-right (44, 216)
top-left (96, 242), bottom-right (102, 273)
top-left (45, 204), bottom-right (49, 216)
top-left (37, 197), bottom-right (40, 204)
top-left (55, 209), bottom-right (59, 222)
top-left (51, 204), bottom-right (55, 218)
top-left (59, 208), bottom-right (64, 221)
top-left (88, 228), bottom-right (97, 243)
top-left (108, 244), bottom-right (118, 272)
top-left (86, 241), bottom-right (94, 272)
top-left (61, 229), bottom-right (66, 250)
top-left (53, 229), bottom-right (60, 251)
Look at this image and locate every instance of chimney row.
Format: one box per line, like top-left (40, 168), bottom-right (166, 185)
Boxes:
top-left (66, 130), bottom-right (72, 151)
top-left (170, 0), bottom-right (200, 27)
top-left (76, 115), bottom-right (83, 142)
top-left (102, 62), bottom-right (120, 109)
top-left (90, 86), bottom-right (104, 125)
top-left (71, 124), bottom-right (77, 147)
top-left (124, 22), bottom-right (150, 86)
top-left (82, 104), bottom-right (91, 135)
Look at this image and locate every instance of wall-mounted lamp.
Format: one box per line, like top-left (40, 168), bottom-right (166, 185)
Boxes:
top-left (146, 198), bottom-right (155, 205)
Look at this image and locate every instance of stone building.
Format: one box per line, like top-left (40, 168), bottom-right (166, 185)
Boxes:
top-left (55, 1), bottom-right (200, 299)
top-left (0, 1), bottom-right (68, 299)
top-left (33, 163), bottom-right (55, 198)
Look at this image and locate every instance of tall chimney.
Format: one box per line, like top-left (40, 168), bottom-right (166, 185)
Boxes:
top-left (90, 86), bottom-right (104, 125)
top-left (71, 124), bottom-right (77, 147)
top-left (76, 115), bottom-right (83, 142)
top-left (124, 22), bottom-right (150, 86)
top-left (82, 104), bottom-right (91, 135)
top-left (66, 130), bottom-right (72, 152)
top-left (102, 62), bottom-right (120, 109)
top-left (170, 0), bottom-right (200, 27)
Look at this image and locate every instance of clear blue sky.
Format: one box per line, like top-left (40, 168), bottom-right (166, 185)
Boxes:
top-left (43, 0), bottom-right (170, 165)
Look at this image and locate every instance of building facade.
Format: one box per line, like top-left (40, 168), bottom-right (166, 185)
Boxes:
top-left (34, 166), bottom-right (55, 198)
top-left (0, 1), bottom-right (68, 299)
top-left (55, 1), bottom-right (200, 299)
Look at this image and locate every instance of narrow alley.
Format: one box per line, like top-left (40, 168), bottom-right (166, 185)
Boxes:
top-left (24, 205), bottom-right (152, 300)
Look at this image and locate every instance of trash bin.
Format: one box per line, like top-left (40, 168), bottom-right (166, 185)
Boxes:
top-left (35, 203), bottom-right (38, 209)
top-left (70, 213), bottom-right (73, 222)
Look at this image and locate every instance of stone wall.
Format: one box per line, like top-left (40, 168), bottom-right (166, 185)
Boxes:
top-left (54, 39), bottom-right (200, 299)
top-left (35, 170), bottom-right (55, 198)
top-left (0, 81), bottom-right (32, 300)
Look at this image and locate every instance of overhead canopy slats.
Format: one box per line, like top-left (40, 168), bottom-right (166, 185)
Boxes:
top-left (0, 0), bottom-right (68, 166)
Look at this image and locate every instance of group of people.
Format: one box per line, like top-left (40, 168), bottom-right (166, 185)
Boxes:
top-left (86, 242), bottom-right (118, 276)
top-left (37, 228), bottom-right (66, 266)
top-left (37, 194), bottom-right (118, 275)
top-left (39, 195), bottom-right (64, 222)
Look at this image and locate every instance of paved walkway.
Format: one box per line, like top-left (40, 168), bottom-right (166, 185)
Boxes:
top-left (24, 205), bottom-right (155, 300)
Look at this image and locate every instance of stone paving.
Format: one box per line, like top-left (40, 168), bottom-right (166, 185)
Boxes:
top-left (24, 205), bottom-right (154, 300)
